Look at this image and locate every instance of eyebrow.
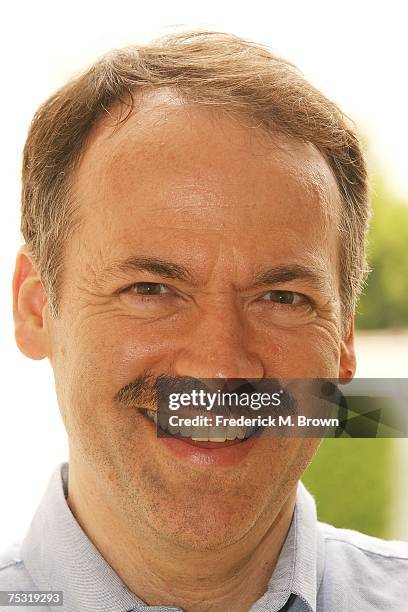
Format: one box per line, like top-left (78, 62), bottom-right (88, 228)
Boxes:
top-left (253, 263), bottom-right (331, 293)
top-left (99, 256), bottom-right (195, 284)
top-left (98, 257), bottom-right (330, 293)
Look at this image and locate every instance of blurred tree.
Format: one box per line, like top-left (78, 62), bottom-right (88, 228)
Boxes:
top-left (303, 172), bottom-right (407, 541)
top-left (356, 177), bottom-right (408, 329)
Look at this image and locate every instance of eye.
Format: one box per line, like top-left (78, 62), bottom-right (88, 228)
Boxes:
top-left (260, 290), bottom-right (310, 306)
top-left (126, 282), bottom-right (172, 296)
top-left (118, 281), bottom-right (182, 318)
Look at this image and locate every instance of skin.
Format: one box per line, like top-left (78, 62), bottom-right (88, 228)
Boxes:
top-left (13, 91), bottom-right (356, 611)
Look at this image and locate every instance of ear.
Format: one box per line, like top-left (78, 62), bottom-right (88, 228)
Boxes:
top-left (338, 316), bottom-right (356, 382)
top-left (13, 246), bottom-right (50, 360)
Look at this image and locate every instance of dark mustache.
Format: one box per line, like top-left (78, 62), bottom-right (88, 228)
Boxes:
top-left (115, 374), bottom-right (212, 407)
top-left (115, 373), bottom-right (170, 407)
top-left (114, 374), bottom-right (297, 416)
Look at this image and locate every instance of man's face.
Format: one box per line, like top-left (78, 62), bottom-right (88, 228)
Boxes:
top-left (44, 93), bottom-right (353, 549)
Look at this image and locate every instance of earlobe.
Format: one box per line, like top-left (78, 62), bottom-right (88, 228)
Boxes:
top-left (339, 317), bottom-right (357, 383)
top-left (13, 246), bottom-right (50, 360)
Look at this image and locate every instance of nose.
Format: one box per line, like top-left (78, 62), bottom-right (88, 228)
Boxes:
top-left (172, 302), bottom-right (265, 380)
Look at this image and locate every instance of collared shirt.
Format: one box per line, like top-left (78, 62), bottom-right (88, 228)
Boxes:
top-left (1, 463), bottom-right (408, 611)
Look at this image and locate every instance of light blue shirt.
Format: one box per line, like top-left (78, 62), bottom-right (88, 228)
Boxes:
top-left (1, 463), bottom-right (408, 611)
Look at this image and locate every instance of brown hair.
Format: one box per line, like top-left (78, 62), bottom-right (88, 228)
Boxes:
top-left (21, 30), bottom-right (370, 323)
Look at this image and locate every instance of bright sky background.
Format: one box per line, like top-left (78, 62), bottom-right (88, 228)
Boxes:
top-left (1, 0), bottom-right (407, 548)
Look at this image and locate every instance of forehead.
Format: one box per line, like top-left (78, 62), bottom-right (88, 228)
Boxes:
top-left (71, 91), bottom-right (341, 279)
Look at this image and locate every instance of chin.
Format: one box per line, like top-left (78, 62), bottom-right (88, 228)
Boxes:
top-left (151, 519), bottom-right (247, 552)
top-left (145, 494), bottom-right (257, 552)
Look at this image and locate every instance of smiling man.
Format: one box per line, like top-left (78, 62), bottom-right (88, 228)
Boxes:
top-left (2, 31), bottom-right (407, 612)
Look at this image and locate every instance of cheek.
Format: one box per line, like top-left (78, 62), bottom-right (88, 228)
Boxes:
top-left (64, 315), bottom-right (174, 387)
top-left (258, 324), bottom-right (341, 377)
top-left (50, 315), bottom-right (170, 431)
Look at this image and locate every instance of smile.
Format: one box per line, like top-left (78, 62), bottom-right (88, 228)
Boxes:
top-left (139, 408), bottom-right (260, 444)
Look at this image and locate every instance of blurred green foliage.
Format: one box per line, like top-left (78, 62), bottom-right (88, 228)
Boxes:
top-left (302, 177), bottom-right (407, 540)
top-left (302, 438), bottom-right (393, 538)
top-left (356, 178), bottom-right (408, 329)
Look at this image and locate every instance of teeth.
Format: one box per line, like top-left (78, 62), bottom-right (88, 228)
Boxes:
top-left (146, 410), bottom-right (157, 424)
top-left (191, 424), bottom-right (209, 442)
top-left (179, 422), bottom-right (192, 438)
top-left (158, 411), bottom-right (168, 431)
top-left (236, 427), bottom-right (246, 439)
top-left (167, 420), bottom-right (179, 436)
top-left (143, 410), bottom-right (258, 442)
top-left (210, 421), bottom-right (228, 443)
top-left (227, 424), bottom-right (246, 440)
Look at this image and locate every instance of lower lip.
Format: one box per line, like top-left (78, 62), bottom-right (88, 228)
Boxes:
top-left (143, 414), bottom-right (259, 467)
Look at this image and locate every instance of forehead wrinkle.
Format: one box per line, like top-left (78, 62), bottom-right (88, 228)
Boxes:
top-left (75, 97), bottom-right (342, 227)
top-left (69, 101), bottom-right (342, 303)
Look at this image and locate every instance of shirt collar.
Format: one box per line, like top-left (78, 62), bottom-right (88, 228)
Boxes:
top-left (20, 463), bottom-right (156, 612)
top-left (254, 481), bottom-right (324, 612)
top-left (20, 463), bottom-right (323, 612)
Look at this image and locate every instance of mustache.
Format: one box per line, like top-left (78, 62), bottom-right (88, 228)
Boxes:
top-left (114, 374), bottom-right (296, 415)
top-left (114, 372), bottom-right (161, 407)
top-left (114, 373), bottom-right (205, 408)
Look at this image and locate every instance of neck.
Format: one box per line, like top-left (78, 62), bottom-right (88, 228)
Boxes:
top-left (67, 459), bottom-right (297, 612)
